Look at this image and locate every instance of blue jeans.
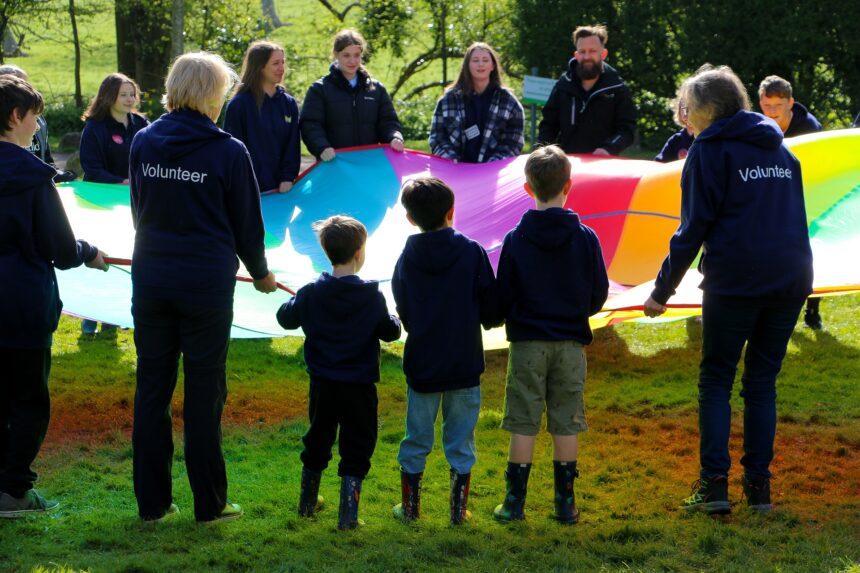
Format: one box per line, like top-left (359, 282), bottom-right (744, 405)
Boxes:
top-left (698, 294), bottom-right (803, 480)
top-left (397, 386), bottom-right (480, 475)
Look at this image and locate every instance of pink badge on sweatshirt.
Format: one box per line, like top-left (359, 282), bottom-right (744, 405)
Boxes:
top-left (112, 134), bottom-right (124, 145)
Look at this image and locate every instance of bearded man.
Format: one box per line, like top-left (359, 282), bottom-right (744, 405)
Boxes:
top-left (537, 25), bottom-right (637, 156)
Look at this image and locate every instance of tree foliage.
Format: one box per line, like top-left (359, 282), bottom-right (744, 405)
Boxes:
top-left (0, 0), bottom-right (56, 64)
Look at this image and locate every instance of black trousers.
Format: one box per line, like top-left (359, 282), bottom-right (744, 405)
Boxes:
top-left (301, 380), bottom-right (378, 479)
top-left (131, 297), bottom-right (233, 521)
top-left (0, 348), bottom-right (51, 497)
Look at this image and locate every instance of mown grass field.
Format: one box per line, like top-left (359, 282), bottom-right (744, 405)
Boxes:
top-left (1, 293), bottom-right (858, 573)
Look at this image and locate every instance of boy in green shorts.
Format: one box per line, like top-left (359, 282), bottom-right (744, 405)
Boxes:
top-left (493, 144), bottom-right (609, 524)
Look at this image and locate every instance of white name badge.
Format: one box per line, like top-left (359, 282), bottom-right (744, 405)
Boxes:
top-left (465, 125), bottom-right (480, 140)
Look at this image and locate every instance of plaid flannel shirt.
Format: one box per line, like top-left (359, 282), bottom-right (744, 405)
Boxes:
top-left (429, 87), bottom-right (524, 163)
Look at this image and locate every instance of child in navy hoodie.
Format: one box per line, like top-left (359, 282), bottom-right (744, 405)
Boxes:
top-left (390, 177), bottom-right (496, 525)
top-left (0, 76), bottom-right (107, 518)
top-left (277, 215), bottom-right (401, 530)
top-left (493, 145), bottom-right (609, 525)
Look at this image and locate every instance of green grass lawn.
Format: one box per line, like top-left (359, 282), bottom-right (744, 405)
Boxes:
top-left (1, 294), bottom-right (858, 572)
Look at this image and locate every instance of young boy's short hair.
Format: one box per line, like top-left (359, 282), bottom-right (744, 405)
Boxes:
top-left (313, 215), bottom-right (367, 265)
top-left (525, 145), bottom-right (571, 203)
top-left (400, 177), bottom-right (455, 231)
top-left (0, 76), bottom-right (44, 134)
top-left (758, 75), bottom-right (792, 99)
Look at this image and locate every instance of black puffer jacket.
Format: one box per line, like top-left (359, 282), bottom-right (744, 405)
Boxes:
top-left (538, 59), bottom-right (637, 155)
top-left (300, 64), bottom-right (402, 158)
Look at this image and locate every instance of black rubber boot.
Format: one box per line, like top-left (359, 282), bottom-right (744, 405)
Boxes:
top-left (297, 467), bottom-right (324, 517)
top-left (449, 469), bottom-right (471, 525)
top-left (392, 469), bottom-right (422, 521)
top-left (493, 462), bottom-right (531, 522)
top-left (337, 475), bottom-right (363, 530)
top-left (553, 461), bottom-right (580, 524)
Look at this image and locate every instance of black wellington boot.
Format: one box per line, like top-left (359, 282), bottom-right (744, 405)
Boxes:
top-left (493, 462), bottom-right (531, 522)
top-left (297, 466), bottom-right (324, 517)
top-left (449, 469), bottom-right (472, 525)
top-left (337, 475), bottom-right (363, 530)
top-left (553, 461), bottom-right (580, 524)
top-left (392, 469), bottom-right (422, 521)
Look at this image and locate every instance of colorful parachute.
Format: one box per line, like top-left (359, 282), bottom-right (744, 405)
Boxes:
top-left (57, 129), bottom-right (860, 347)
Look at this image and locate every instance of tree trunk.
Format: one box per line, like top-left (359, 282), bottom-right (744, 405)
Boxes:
top-left (115, 0), bottom-right (171, 95)
top-left (261, 0), bottom-right (282, 30)
top-left (115, 0), bottom-right (134, 77)
top-left (170, 0), bottom-right (183, 59)
top-left (69, 0), bottom-right (83, 107)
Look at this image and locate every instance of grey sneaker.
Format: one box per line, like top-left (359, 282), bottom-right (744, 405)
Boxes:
top-left (142, 503), bottom-right (180, 523)
top-left (201, 502), bottom-right (243, 523)
top-left (0, 490), bottom-right (60, 518)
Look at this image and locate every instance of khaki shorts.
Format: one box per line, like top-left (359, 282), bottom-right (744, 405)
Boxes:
top-left (502, 340), bottom-right (588, 436)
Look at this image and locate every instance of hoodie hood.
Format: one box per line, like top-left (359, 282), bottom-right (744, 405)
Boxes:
top-left (696, 110), bottom-right (784, 150)
top-left (0, 141), bottom-right (56, 196)
top-left (518, 208), bottom-right (581, 250)
top-left (142, 109), bottom-right (231, 162)
top-left (315, 272), bottom-right (381, 317)
top-left (401, 228), bottom-right (469, 275)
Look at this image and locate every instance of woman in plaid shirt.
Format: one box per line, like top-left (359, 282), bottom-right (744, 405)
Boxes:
top-left (429, 43), bottom-right (524, 163)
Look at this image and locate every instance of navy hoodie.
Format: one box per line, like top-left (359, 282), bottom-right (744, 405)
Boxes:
top-left (277, 273), bottom-right (401, 384)
top-left (392, 228), bottom-right (496, 393)
top-left (129, 109), bottom-right (269, 308)
top-left (655, 128), bottom-right (695, 162)
top-left (0, 142), bottom-right (98, 348)
top-left (496, 208), bottom-right (609, 344)
top-left (81, 113), bottom-right (149, 183)
top-left (650, 110), bottom-right (813, 305)
top-left (223, 87), bottom-right (301, 192)
top-left (784, 102), bottom-right (822, 138)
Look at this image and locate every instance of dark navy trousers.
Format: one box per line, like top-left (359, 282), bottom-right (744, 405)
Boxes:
top-left (0, 348), bottom-right (51, 497)
top-left (301, 380), bottom-right (378, 479)
top-left (131, 297), bottom-right (233, 521)
top-left (698, 293), bottom-right (803, 480)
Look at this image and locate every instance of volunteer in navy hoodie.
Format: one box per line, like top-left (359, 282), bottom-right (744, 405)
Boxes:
top-left (128, 107), bottom-right (271, 522)
top-left (496, 208), bottom-right (609, 344)
top-left (223, 87), bottom-right (300, 193)
top-left (650, 110), bottom-right (813, 305)
top-left (391, 228), bottom-right (496, 393)
top-left (276, 273), bottom-right (401, 384)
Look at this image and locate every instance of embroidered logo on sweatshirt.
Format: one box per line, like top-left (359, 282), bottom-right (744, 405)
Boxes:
top-left (284, 115), bottom-right (292, 124)
top-left (112, 134), bottom-right (124, 145)
top-left (141, 163), bottom-right (209, 183)
top-left (738, 164), bottom-right (792, 182)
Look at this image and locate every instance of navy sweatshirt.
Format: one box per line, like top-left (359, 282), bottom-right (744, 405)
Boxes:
top-left (0, 142), bottom-right (98, 348)
top-left (223, 87), bottom-right (301, 192)
top-left (784, 102), bottom-right (822, 138)
top-left (129, 109), bottom-right (270, 308)
top-left (496, 208), bottom-right (609, 344)
top-left (80, 113), bottom-right (149, 183)
top-left (650, 110), bottom-right (813, 305)
top-left (655, 128), bottom-right (695, 162)
top-left (392, 228), bottom-right (496, 393)
top-left (277, 273), bottom-right (401, 384)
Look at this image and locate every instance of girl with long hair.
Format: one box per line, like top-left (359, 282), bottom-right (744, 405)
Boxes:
top-left (301, 29), bottom-right (403, 162)
top-left (429, 42), bottom-right (524, 163)
top-left (223, 40), bottom-right (300, 193)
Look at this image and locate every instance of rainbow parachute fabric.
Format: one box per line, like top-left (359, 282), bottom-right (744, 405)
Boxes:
top-left (57, 129), bottom-right (860, 348)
